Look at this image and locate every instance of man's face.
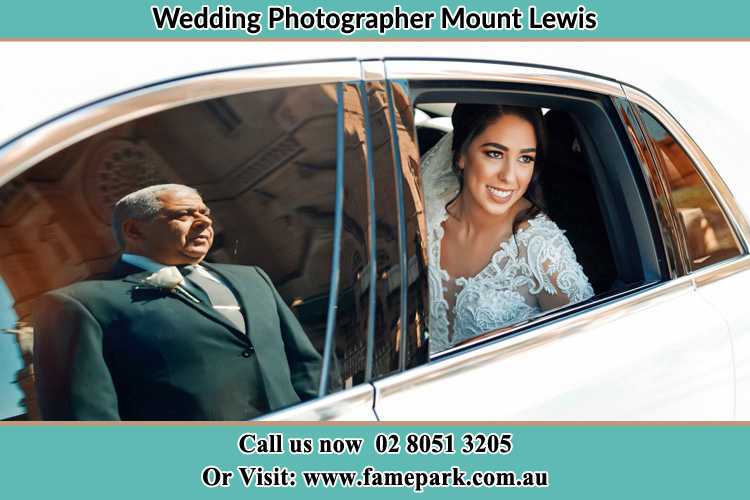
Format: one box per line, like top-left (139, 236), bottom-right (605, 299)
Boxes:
top-left (131, 190), bottom-right (214, 265)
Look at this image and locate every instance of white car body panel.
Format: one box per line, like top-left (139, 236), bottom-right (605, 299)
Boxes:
top-left (374, 278), bottom-right (734, 420)
top-left (694, 263), bottom-right (750, 419)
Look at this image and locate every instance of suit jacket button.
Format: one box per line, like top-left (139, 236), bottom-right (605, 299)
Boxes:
top-left (242, 350), bottom-right (251, 358)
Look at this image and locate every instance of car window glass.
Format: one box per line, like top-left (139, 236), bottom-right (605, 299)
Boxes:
top-left (614, 98), bottom-right (682, 276)
top-left (365, 80), bottom-right (429, 378)
top-left (409, 89), bottom-right (655, 356)
top-left (637, 108), bottom-right (742, 270)
top-left (324, 83), bottom-right (372, 390)
top-left (0, 82), bottom-right (378, 420)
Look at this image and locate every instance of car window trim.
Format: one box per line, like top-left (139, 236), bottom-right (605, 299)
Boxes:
top-left (387, 86), bottom-right (411, 372)
top-left (692, 254), bottom-right (750, 287)
top-left (382, 78), bottom-right (411, 372)
top-left (318, 83), bottom-right (347, 397)
top-left (383, 58), bottom-right (625, 98)
top-left (356, 78), bottom-right (379, 383)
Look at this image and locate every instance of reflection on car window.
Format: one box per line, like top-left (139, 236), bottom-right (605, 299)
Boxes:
top-left (365, 81), bottom-right (401, 377)
top-left (0, 82), bottom-right (391, 420)
top-left (326, 83), bottom-right (373, 390)
top-left (638, 108), bottom-right (742, 270)
top-left (385, 81), bottom-right (429, 372)
top-left (365, 81), bottom-right (429, 377)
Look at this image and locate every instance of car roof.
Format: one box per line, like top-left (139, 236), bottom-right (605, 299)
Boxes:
top-left (2, 41), bottom-right (750, 213)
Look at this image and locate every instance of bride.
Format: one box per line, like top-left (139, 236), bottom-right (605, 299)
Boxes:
top-left (422, 103), bottom-right (594, 354)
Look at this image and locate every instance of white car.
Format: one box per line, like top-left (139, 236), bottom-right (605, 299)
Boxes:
top-left (1, 43), bottom-right (748, 421)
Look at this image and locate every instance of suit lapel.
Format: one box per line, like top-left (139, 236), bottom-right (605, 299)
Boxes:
top-left (201, 262), bottom-right (257, 341)
top-left (169, 288), bottom-right (249, 343)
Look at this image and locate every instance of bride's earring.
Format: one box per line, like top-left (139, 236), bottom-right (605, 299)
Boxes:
top-left (454, 157), bottom-right (465, 178)
top-left (454, 162), bottom-right (465, 191)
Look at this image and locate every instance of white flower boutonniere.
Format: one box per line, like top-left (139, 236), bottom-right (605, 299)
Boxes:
top-left (142, 266), bottom-right (200, 303)
top-left (145, 266), bottom-right (183, 290)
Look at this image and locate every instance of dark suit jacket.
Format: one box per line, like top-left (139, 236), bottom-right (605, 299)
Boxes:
top-left (32, 260), bottom-right (322, 420)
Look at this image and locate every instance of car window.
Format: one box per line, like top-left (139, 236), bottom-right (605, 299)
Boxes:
top-left (0, 81), bottom-right (386, 420)
top-left (402, 82), bottom-right (663, 356)
top-left (637, 107), bottom-right (742, 270)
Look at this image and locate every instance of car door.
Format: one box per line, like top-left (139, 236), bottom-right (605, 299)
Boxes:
top-left (0, 60), bottom-right (381, 421)
top-left (371, 59), bottom-right (738, 420)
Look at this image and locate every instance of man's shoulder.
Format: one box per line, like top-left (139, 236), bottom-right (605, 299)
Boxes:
top-left (206, 262), bottom-right (263, 278)
top-left (40, 273), bottom-right (140, 306)
top-left (205, 263), bottom-right (278, 293)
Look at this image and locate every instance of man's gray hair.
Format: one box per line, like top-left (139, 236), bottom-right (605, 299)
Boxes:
top-left (111, 184), bottom-right (200, 248)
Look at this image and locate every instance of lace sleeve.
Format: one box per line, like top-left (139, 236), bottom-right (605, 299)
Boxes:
top-left (517, 215), bottom-right (595, 310)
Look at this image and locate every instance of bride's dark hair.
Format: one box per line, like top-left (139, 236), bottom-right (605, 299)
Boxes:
top-left (448, 103), bottom-right (546, 234)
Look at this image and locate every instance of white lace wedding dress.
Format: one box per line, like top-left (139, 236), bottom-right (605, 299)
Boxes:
top-left (423, 133), bottom-right (594, 354)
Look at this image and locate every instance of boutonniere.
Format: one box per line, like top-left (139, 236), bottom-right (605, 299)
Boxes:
top-left (134, 266), bottom-right (200, 303)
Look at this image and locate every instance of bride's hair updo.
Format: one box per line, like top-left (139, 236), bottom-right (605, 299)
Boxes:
top-left (449, 102), bottom-right (547, 231)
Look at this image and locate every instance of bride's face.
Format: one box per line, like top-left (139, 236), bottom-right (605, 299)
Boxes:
top-left (457, 113), bottom-right (537, 218)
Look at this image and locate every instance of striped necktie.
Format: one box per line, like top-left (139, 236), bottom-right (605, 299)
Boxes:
top-left (180, 266), bottom-right (246, 334)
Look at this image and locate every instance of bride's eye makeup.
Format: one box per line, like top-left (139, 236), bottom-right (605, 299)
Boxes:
top-left (518, 154), bottom-right (536, 164)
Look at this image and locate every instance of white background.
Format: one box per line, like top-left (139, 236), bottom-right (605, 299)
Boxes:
top-left (2, 41), bottom-right (748, 201)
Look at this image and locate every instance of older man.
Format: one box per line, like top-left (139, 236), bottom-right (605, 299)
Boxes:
top-left (33, 184), bottom-right (321, 420)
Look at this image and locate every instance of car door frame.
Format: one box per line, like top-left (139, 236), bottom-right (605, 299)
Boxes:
top-left (370, 57), bottom-right (749, 420)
